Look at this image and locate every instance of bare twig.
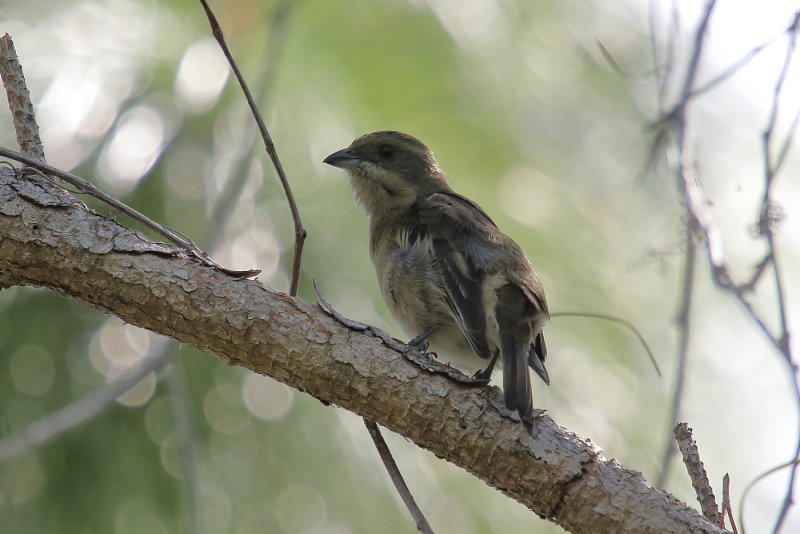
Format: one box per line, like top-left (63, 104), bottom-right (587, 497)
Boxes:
top-left (720, 474), bottom-right (738, 534)
top-left (0, 34), bottom-right (45, 161)
top-left (548, 312), bottom-right (661, 376)
top-left (0, 146), bottom-right (259, 278)
top-left (651, 5), bottom-right (800, 529)
top-left (689, 13), bottom-right (796, 98)
top-left (363, 420), bottom-right (434, 534)
top-left (197, 0), bottom-right (306, 297)
top-left (674, 422), bottom-right (720, 524)
top-left (759, 13), bottom-right (800, 533)
top-left (207, 0), bottom-right (296, 248)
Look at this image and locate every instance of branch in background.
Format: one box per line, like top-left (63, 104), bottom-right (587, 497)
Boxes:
top-left (653, 0), bottom-right (717, 490)
top-left (0, 351), bottom-right (169, 461)
top-left (689, 13), bottom-right (797, 99)
top-left (165, 357), bottom-right (203, 534)
top-left (650, 5), bottom-right (800, 530)
top-left (758, 12), bottom-right (800, 533)
top-left (197, 0), bottom-right (306, 297)
top-left (657, 224), bottom-right (697, 488)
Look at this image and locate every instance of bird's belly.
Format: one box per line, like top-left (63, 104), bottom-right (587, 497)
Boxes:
top-left (377, 247), bottom-right (487, 374)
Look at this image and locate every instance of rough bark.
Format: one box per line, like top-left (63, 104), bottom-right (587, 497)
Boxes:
top-left (0, 167), bottom-right (728, 534)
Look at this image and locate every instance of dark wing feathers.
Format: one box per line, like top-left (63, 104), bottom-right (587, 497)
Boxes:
top-left (432, 239), bottom-right (492, 359)
top-left (406, 192), bottom-right (549, 381)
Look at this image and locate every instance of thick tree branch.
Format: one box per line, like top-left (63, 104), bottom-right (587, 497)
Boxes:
top-left (0, 167), bottom-right (728, 534)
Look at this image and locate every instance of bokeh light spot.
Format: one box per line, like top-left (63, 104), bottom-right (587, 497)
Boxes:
top-left (98, 105), bottom-right (166, 193)
top-left (203, 383), bottom-right (250, 434)
top-left (116, 370), bottom-right (156, 407)
top-left (242, 373), bottom-right (294, 422)
top-left (175, 38), bottom-right (230, 114)
top-left (9, 345), bottom-right (56, 396)
top-left (89, 318), bottom-right (152, 380)
top-left (145, 396), bottom-right (185, 447)
top-left (5, 452), bottom-right (45, 507)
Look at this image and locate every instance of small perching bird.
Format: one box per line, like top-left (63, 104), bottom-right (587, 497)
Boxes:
top-left (324, 131), bottom-right (549, 423)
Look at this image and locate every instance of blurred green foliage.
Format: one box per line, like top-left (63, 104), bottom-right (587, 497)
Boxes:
top-left (2, 0), bottom-right (799, 533)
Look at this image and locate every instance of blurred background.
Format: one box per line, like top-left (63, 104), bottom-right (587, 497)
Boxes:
top-left (1, 0), bottom-right (800, 533)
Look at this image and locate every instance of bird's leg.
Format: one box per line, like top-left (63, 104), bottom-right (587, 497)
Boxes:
top-left (472, 350), bottom-right (500, 384)
top-left (406, 327), bottom-right (437, 352)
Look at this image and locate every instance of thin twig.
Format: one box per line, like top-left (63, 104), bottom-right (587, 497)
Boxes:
top-left (689, 13), bottom-right (796, 99)
top-left (197, 0), bottom-right (306, 297)
top-left (0, 34), bottom-right (45, 161)
top-left (314, 279), bottom-right (438, 530)
top-left (0, 146), bottom-right (259, 278)
top-left (674, 422), bottom-right (720, 524)
top-left (656, 3), bottom-right (800, 525)
top-left (548, 312), bottom-right (661, 376)
top-left (363, 420), bottom-right (434, 534)
top-left (720, 474), bottom-right (738, 534)
top-left (761, 13), bottom-right (800, 533)
top-left (207, 0), bottom-right (296, 248)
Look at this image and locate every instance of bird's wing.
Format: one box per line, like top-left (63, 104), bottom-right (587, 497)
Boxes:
top-left (411, 192), bottom-right (507, 360)
top-left (415, 192), bottom-right (549, 379)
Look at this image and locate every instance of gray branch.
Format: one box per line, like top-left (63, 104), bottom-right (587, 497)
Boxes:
top-left (0, 166), bottom-right (729, 534)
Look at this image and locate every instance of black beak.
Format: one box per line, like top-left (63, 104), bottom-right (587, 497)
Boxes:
top-left (323, 148), bottom-right (362, 169)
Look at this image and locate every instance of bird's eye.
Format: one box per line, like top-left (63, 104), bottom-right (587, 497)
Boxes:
top-left (377, 144), bottom-right (394, 159)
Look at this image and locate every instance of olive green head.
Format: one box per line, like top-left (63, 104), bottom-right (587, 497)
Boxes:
top-left (324, 131), bottom-right (450, 215)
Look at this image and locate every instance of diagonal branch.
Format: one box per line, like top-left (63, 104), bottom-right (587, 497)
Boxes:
top-left (0, 166), bottom-right (729, 534)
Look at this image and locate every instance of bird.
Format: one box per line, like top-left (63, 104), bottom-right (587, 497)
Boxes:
top-left (323, 131), bottom-right (549, 424)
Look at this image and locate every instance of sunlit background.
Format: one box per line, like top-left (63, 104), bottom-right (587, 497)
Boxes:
top-left (1, 0), bottom-right (800, 533)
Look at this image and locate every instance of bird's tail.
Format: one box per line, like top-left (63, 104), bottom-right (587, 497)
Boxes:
top-left (497, 286), bottom-right (535, 423)
top-left (501, 331), bottom-right (534, 423)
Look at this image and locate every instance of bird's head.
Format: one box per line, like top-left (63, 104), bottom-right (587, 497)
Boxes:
top-left (324, 131), bottom-right (450, 215)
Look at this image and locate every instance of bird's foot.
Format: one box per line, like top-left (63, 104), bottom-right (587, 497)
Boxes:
top-left (406, 327), bottom-right (436, 353)
top-left (471, 368), bottom-right (492, 385)
top-left (471, 351), bottom-right (500, 385)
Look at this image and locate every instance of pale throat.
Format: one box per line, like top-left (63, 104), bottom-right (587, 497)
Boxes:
top-left (349, 168), bottom-right (417, 217)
